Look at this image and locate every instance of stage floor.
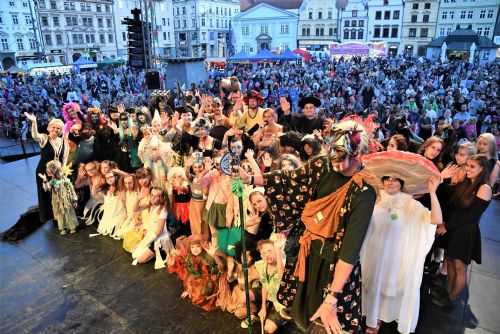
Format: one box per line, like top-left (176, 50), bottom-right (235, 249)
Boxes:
top-left (1, 157), bottom-right (499, 334)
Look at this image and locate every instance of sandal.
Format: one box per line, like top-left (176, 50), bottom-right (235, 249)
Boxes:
top-left (240, 315), bottom-right (257, 328)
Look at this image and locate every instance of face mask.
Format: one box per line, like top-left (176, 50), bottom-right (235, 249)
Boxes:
top-left (90, 114), bottom-right (98, 122)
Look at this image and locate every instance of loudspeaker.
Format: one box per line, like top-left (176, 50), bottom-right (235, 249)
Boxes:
top-left (145, 71), bottom-right (160, 89)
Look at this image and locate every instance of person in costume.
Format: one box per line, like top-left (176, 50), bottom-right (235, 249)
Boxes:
top-left (182, 117), bottom-right (222, 158)
top-left (168, 166), bottom-right (191, 236)
top-left (167, 234), bottom-right (230, 311)
top-left (252, 108), bottom-right (283, 151)
top-left (113, 174), bottom-right (140, 239)
top-left (75, 161), bottom-right (105, 225)
top-left (97, 171), bottom-right (126, 237)
top-left (239, 120), bottom-right (378, 333)
top-left (279, 96), bottom-right (324, 134)
top-left (39, 160), bottom-right (79, 235)
top-left (360, 151), bottom-right (443, 334)
top-left (185, 152), bottom-right (210, 241)
top-left (24, 112), bottom-right (69, 224)
top-left (240, 90), bottom-right (265, 133)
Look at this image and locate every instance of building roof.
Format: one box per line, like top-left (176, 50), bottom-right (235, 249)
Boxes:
top-left (241, 0), bottom-right (303, 11)
top-left (426, 28), bottom-right (498, 50)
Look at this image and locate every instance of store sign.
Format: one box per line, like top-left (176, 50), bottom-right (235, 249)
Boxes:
top-left (50, 49), bottom-right (63, 54)
top-left (299, 40), bottom-right (331, 46)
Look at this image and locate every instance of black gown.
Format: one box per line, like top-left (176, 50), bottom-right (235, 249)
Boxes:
top-left (36, 140), bottom-right (66, 223)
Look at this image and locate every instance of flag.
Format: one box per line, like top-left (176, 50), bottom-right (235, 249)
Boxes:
top-left (228, 21), bottom-right (233, 57)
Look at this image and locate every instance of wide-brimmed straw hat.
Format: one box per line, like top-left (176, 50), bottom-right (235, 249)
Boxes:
top-left (362, 151), bottom-right (440, 195)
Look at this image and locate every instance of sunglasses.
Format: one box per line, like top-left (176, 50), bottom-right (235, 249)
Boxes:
top-left (120, 118), bottom-right (128, 121)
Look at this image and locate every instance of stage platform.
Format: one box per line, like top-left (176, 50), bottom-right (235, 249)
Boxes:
top-left (1, 157), bottom-right (499, 334)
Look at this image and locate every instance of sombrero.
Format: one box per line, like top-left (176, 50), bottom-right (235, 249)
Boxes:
top-left (362, 151), bottom-right (440, 195)
top-left (298, 96), bottom-right (321, 108)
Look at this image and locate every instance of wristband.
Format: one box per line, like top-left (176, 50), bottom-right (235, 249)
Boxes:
top-left (250, 175), bottom-right (254, 185)
top-left (324, 288), bottom-right (342, 300)
top-left (323, 300), bottom-right (337, 310)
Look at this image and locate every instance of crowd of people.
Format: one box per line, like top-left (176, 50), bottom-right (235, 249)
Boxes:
top-left (1, 54), bottom-right (499, 334)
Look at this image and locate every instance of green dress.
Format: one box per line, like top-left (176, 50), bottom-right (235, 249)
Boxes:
top-left (264, 156), bottom-right (376, 333)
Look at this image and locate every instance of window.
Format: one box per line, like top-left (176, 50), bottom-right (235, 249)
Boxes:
top-left (209, 19), bottom-right (212, 27)
top-left (41, 16), bottom-right (49, 26)
top-left (29, 38), bottom-right (36, 50)
top-left (345, 20), bottom-right (350, 27)
top-left (351, 20), bottom-right (357, 27)
top-left (261, 25), bottom-right (268, 34)
top-left (374, 27), bottom-right (381, 38)
top-left (484, 27), bottom-right (490, 36)
top-left (100, 34), bottom-right (105, 44)
top-left (107, 18), bottom-right (112, 28)
top-left (384, 11), bottom-right (390, 20)
top-left (72, 17), bottom-right (77, 25)
top-left (412, 4), bottom-right (418, 9)
top-left (440, 27), bottom-right (446, 36)
top-left (38, 1), bottom-right (46, 9)
top-left (358, 30), bottom-right (363, 39)
top-left (350, 29), bottom-right (356, 39)
top-left (409, 28), bottom-right (416, 37)
top-left (1, 38), bottom-right (8, 50)
top-left (162, 18), bottom-right (166, 26)
top-left (425, 3), bottom-right (431, 9)
top-left (242, 26), bottom-right (249, 35)
top-left (442, 11), bottom-right (448, 19)
top-left (328, 11), bottom-right (332, 19)
top-left (12, 14), bottom-right (19, 25)
top-left (183, 7), bottom-right (186, 15)
top-left (316, 28), bottom-right (324, 36)
top-left (0, 16), bottom-right (3, 24)
top-left (391, 27), bottom-right (398, 38)
top-left (90, 34), bottom-right (95, 43)
top-left (162, 31), bottom-right (166, 40)
top-left (375, 11), bottom-right (381, 20)
top-left (318, 12), bottom-right (322, 19)
top-left (329, 27), bottom-right (334, 36)
top-left (420, 28), bottom-right (428, 37)
top-left (96, 4), bottom-right (101, 12)
top-left (446, 27), bottom-right (452, 35)
top-left (467, 11), bottom-right (473, 19)
top-left (384, 0), bottom-right (389, 4)
top-left (9, 1), bottom-right (15, 6)
top-left (487, 10), bottom-right (494, 18)
top-left (72, 34), bottom-right (77, 44)
top-left (382, 27), bottom-right (389, 38)
top-left (215, 7), bottom-right (218, 15)
top-left (16, 38), bottom-right (25, 50)
top-left (423, 15), bottom-right (429, 22)
top-left (105, 5), bottom-right (110, 13)
top-left (476, 27), bottom-right (483, 35)
top-left (302, 28), bottom-right (310, 36)
top-left (411, 15), bottom-right (417, 23)
top-left (479, 10), bottom-right (486, 19)
top-left (98, 18), bottom-right (103, 27)
top-left (352, 10), bottom-right (357, 17)
top-left (201, 18), bottom-right (205, 27)
top-left (450, 11), bottom-right (454, 19)
top-left (183, 19), bottom-right (187, 28)
top-left (25, 15), bottom-right (31, 25)
top-left (56, 34), bottom-right (62, 45)
top-left (108, 34), bottom-right (113, 43)
top-left (280, 25), bottom-right (289, 34)
top-left (460, 11), bottom-right (466, 19)
top-left (308, 12), bottom-right (312, 19)
top-left (192, 19), bottom-right (195, 27)
top-left (344, 29), bottom-right (349, 39)
top-left (122, 31), bottom-right (126, 41)
top-left (359, 20), bottom-right (364, 27)
top-left (393, 11), bottom-right (400, 20)
top-left (52, 17), bottom-right (59, 26)
top-left (45, 35), bottom-right (52, 46)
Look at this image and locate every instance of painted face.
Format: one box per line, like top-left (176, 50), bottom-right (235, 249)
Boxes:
top-left (281, 160), bottom-right (295, 171)
top-left (101, 162), bottom-right (111, 175)
top-left (383, 177), bottom-right (402, 195)
top-left (455, 149), bottom-right (470, 166)
top-left (190, 244), bottom-right (202, 256)
top-left (476, 137), bottom-right (489, 154)
top-left (250, 193), bottom-right (268, 213)
top-left (67, 108), bottom-right (77, 119)
top-left (230, 141), bottom-right (243, 157)
top-left (303, 103), bottom-right (316, 119)
top-left (150, 189), bottom-right (163, 205)
top-left (424, 142), bottom-right (442, 160)
top-left (330, 148), bottom-right (350, 172)
top-left (387, 138), bottom-right (398, 151)
top-left (124, 176), bottom-right (135, 190)
top-left (259, 243), bottom-right (276, 265)
top-left (105, 173), bottom-right (116, 185)
top-left (466, 159), bottom-right (483, 180)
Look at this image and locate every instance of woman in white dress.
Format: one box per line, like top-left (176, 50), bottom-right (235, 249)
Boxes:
top-left (138, 127), bottom-right (173, 185)
top-left (361, 168), bottom-right (443, 333)
top-left (113, 174), bottom-right (139, 239)
top-left (97, 172), bottom-right (126, 236)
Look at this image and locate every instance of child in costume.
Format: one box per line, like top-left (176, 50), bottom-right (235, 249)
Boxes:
top-left (167, 234), bottom-right (230, 311)
top-left (39, 160), bottom-right (79, 235)
top-left (168, 166), bottom-right (191, 236)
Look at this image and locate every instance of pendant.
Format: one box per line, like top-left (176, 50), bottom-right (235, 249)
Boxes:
top-left (390, 212), bottom-right (398, 220)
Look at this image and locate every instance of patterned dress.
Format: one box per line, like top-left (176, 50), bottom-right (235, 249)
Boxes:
top-left (264, 156), bottom-right (376, 333)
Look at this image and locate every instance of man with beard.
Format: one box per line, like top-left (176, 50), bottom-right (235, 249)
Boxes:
top-left (279, 96), bottom-right (324, 134)
top-left (241, 90), bottom-right (265, 134)
top-left (70, 122), bottom-right (96, 168)
top-left (239, 120), bottom-right (378, 333)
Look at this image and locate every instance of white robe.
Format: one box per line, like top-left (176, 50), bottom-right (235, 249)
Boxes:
top-left (360, 191), bottom-right (436, 334)
top-left (97, 193), bottom-right (126, 236)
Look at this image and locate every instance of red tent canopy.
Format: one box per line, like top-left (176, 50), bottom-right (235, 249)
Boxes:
top-left (293, 48), bottom-right (311, 62)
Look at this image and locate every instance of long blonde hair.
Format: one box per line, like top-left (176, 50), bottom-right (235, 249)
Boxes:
top-left (478, 133), bottom-right (497, 159)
